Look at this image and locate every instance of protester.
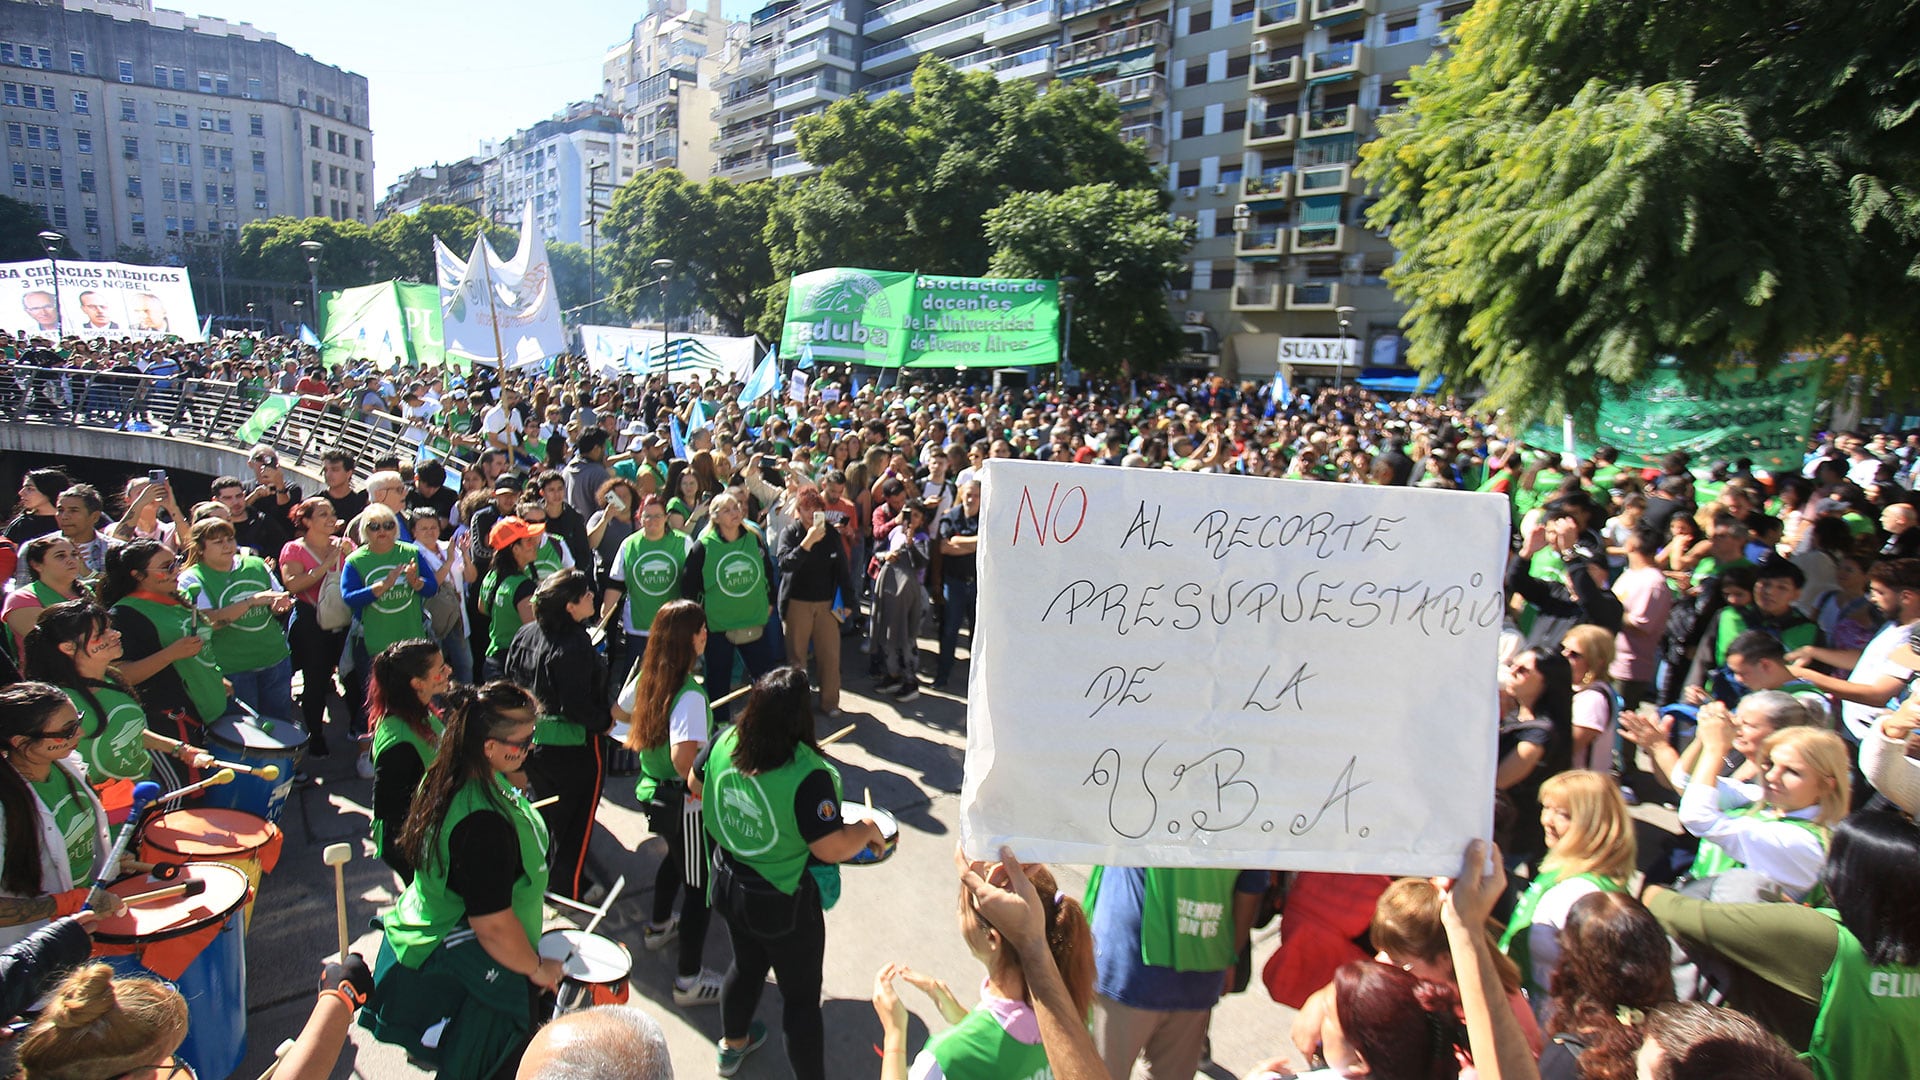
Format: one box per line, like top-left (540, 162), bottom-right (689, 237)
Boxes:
top-left (410, 507), bottom-right (474, 685)
top-left (480, 517), bottom-right (542, 681)
top-left (776, 490), bottom-right (858, 716)
top-left (342, 502), bottom-right (437, 779)
top-left (680, 492), bottom-right (782, 724)
top-left (279, 497), bottom-right (352, 757)
top-left (602, 495), bottom-right (689, 689)
top-left (1676, 721), bottom-right (1849, 901)
top-left (3, 535), bottom-right (88, 658)
top-left (516, 1004), bottom-right (676, 1080)
top-left (0, 683), bottom-right (126, 948)
top-left (1534, 891), bottom-right (1675, 1079)
top-left (14, 962), bottom-right (185, 1080)
top-left (177, 517), bottom-right (295, 719)
top-left (368, 638), bottom-right (449, 883)
top-left (1497, 646), bottom-right (1574, 866)
top-left (100, 539), bottom-right (228, 748)
top-left (1499, 770), bottom-right (1635, 998)
top-left (5, 468), bottom-right (69, 547)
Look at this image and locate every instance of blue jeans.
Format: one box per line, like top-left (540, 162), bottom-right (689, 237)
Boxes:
top-left (702, 614), bottom-right (785, 724)
top-left (937, 578), bottom-right (977, 684)
top-left (439, 627), bottom-right (474, 687)
top-left (227, 656), bottom-right (294, 721)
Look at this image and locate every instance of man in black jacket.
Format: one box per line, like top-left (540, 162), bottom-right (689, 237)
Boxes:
top-left (1506, 497), bottom-right (1623, 648)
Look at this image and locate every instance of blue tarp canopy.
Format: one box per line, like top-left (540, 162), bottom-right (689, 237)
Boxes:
top-left (1354, 370), bottom-right (1442, 394)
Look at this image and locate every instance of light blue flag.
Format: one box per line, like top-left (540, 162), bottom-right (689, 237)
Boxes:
top-left (298, 324), bottom-right (321, 347)
top-left (797, 342), bottom-right (815, 371)
top-left (738, 349), bottom-right (780, 405)
top-left (669, 414), bottom-right (687, 460)
top-left (686, 398), bottom-right (714, 436)
top-left (1267, 369), bottom-right (1290, 418)
top-left (198, 313), bottom-right (213, 339)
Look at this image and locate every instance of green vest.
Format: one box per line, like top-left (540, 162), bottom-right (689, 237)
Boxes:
top-left (384, 774), bottom-right (550, 968)
top-left (29, 765), bottom-right (98, 884)
top-left (1591, 465), bottom-right (1625, 494)
top-left (180, 556), bottom-right (290, 673)
top-left (114, 594), bottom-right (228, 723)
top-left (1714, 606), bottom-right (1753, 665)
top-left (1695, 480), bottom-right (1727, 507)
top-left (532, 537), bottom-right (568, 582)
top-left (1084, 865), bottom-right (1241, 973)
top-left (1689, 805), bottom-right (1828, 883)
top-left (64, 685), bottom-right (151, 781)
top-left (1804, 914), bottom-right (1920, 1080)
top-left (616, 530), bottom-right (689, 634)
top-left (346, 543), bottom-right (427, 657)
top-left (926, 1006), bottom-right (1053, 1080)
top-left (697, 528), bottom-right (770, 633)
top-left (635, 675), bottom-right (707, 803)
top-left (703, 725), bottom-right (838, 895)
top-left (481, 565), bottom-right (535, 658)
top-left (370, 713), bottom-right (443, 867)
top-left (1500, 868), bottom-right (1627, 994)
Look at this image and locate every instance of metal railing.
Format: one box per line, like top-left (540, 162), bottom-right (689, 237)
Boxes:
top-left (0, 365), bottom-right (475, 479)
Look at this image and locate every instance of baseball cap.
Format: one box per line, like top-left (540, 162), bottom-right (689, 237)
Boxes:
top-left (488, 516), bottom-right (546, 551)
top-left (493, 472), bottom-right (525, 493)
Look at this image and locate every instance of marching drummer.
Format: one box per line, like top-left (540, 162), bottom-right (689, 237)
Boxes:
top-left (694, 666), bottom-right (884, 1080)
top-left (0, 682), bottom-right (127, 946)
top-left (367, 638), bottom-right (451, 883)
top-left (617, 599), bottom-right (722, 1006)
top-left (100, 540), bottom-right (230, 775)
top-left (20, 600), bottom-right (216, 816)
top-left (359, 681), bottom-right (564, 1080)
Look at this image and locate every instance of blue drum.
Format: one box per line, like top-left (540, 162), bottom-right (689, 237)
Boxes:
top-left (95, 862), bottom-right (252, 1080)
top-left (200, 712), bottom-right (307, 822)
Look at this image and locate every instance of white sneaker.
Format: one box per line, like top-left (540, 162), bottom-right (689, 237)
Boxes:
top-left (641, 916), bottom-right (679, 951)
top-left (355, 751), bottom-right (375, 779)
top-left (672, 969), bottom-right (724, 1007)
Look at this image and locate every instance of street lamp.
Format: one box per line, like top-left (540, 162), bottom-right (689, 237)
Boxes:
top-left (246, 301), bottom-right (256, 330)
top-left (298, 240), bottom-right (323, 332)
top-left (292, 299), bottom-right (304, 338)
top-left (36, 230), bottom-right (64, 338)
top-left (1334, 304), bottom-right (1356, 392)
top-left (649, 258), bottom-right (674, 373)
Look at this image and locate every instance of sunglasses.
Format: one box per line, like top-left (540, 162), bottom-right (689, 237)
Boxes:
top-left (364, 522), bottom-right (398, 533)
top-left (489, 733), bottom-right (536, 753)
top-left (253, 457), bottom-right (279, 468)
top-left (34, 720), bottom-right (82, 742)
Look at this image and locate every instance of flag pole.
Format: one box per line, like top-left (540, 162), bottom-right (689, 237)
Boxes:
top-left (481, 234), bottom-right (505, 368)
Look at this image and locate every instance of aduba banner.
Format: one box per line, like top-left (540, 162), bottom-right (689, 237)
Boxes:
top-left (777, 267), bottom-right (1059, 368)
top-left (1531, 358), bottom-right (1824, 472)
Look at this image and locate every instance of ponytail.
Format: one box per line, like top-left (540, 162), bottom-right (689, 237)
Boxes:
top-left (1023, 863), bottom-right (1096, 1019)
top-left (98, 538), bottom-right (167, 608)
top-left (398, 680), bottom-right (535, 873)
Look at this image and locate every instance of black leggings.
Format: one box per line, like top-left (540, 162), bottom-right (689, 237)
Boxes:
top-left (721, 880), bottom-right (825, 1080)
top-left (287, 602), bottom-right (346, 751)
top-left (525, 738), bottom-right (605, 900)
top-left (647, 795), bottom-right (711, 980)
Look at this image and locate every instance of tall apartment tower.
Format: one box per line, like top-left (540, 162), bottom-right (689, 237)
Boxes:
top-left (1174, 0), bottom-right (1467, 377)
top-left (0, 0), bottom-right (373, 261)
top-left (602, 0), bottom-right (736, 185)
top-left (485, 100), bottom-right (632, 247)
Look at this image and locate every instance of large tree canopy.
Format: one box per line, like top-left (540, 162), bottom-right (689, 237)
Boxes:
top-left (601, 169), bottom-right (779, 336)
top-left (1362, 0), bottom-right (1920, 417)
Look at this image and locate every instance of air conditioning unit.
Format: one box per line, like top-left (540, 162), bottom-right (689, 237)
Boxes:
top-left (1212, 182), bottom-right (1228, 195)
top-left (253, 200), bottom-right (267, 209)
top-left (1251, 40), bottom-right (1268, 53)
top-left (1179, 186), bottom-right (1196, 198)
top-left (84, 224), bottom-right (98, 234)
top-left (1183, 310), bottom-right (1207, 325)
top-left (1430, 33), bottom-right (1451, 47)
top-left (1171, 289), bottom-right (1189, 300)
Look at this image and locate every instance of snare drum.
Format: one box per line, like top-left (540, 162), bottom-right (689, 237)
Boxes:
top-left (139, 807), bottom-right (282, 927)
top-left (841, 803), bottom-right (899, 865)
top-left (538, 929), bottom-right (632, 1015)
top-left (95, 862), bottom-right (252, 1080)
top-left (200, 711), bottom-right (308, 823)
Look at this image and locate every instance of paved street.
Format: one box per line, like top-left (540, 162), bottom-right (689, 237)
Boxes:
top-left (232, 634), bottom-right (1306, 1080)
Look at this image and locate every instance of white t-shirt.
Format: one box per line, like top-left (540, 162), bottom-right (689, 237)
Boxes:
top-left (614, 682), bottom-right (709, 749)
top-left (1842, 620), bottom-right (1914, 740)
top-left (1524, 874), bottom-right (1609, 997)
top-left (1571, 685), bottom-right (1615, 773)
top-left (481, 404), bottom-right (521, 450)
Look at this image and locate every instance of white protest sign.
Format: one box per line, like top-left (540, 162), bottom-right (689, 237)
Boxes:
top-left (0, 259), bottom-right (204, 342)
top-left (960, 460), bottom-right (1508, 876)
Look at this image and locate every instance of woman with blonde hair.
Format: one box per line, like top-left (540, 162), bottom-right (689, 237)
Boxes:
top-left (1678, 717), bottom-right (1849, 902)
top-left (1559, 624), bottom-right (1618, 774)
top-left (15, 963), bottom-right (188, 1080)
top-left (177, 517), bottom-right (294, 720)
top-left (1500, 769), bottom-right (1635, 999)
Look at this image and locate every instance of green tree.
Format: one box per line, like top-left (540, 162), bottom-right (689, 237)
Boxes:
top-left (545, 240), bottom-right (599, 320)
top-left (986, 183), bottom-right (1194, 376)
top-left (370, 204), bottom-right (516, 281)
top-left (770, 59), bottom-right (1157, 285)
top-left (234, 216), bottom-right (385, 292)
top-left (0, 196), bottom-right (73, 260)
top-left (1363, 0), bottom-right (1920, 418)
top-left (601, 169), bottom-right (779, 335)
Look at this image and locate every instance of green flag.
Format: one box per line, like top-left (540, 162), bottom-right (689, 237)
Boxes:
top-left (1527, 358), bottom-right (1824, 471)
top-left (777, 267), bottom-right (1060, 368)
top-left (235, 393), bottom-right (297, 445)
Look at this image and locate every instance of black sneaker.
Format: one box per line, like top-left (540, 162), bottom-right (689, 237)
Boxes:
top-left (893, 681), bottom-right (920, 703)
top-left (873, 677), bottom-right (902, 695)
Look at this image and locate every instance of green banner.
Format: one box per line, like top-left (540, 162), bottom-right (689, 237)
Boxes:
top-left (1528, 359), bottom-right (1824, 472)
top-left (235, 393), bottom-right (296, 444)
top-left (777, 267), bottom-right (1060, 368)
top-left (319, 280), bottom-right (454, 370)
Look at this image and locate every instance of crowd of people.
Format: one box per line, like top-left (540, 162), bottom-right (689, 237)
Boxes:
top-left (1, 328), bottom-right (1919, 1080)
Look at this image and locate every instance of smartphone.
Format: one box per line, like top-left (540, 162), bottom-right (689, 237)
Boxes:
top-left (761, 454), bottom-right (780, 472)
top-left (607, 491), bottom-right (627, 512)
top-left (149, 468), bottom-right (167, 485)
top-left (812, 511), bottom-right (826, 527)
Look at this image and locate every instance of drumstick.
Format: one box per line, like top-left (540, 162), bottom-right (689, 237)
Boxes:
top-left (153, 768), bottom-right (237, 804)
top-left (581, 875), bottom-right (626, 937)
top-left (208, 758), bottom-right (281, 780)
top-left (819, 723), bottom-right (857, 747)
top-left (530, 794), bottom-right (560, 810)
top-left (710, 684), bottom-right (753, 710)
top-left (122, 878), bottom-right (209, 907)
top-left (323, 843), bottom-right (352, 959)
top-left (253, 1038), bottom-right (296, 1080)
top-left (88, 780), bottom-right (162, 903)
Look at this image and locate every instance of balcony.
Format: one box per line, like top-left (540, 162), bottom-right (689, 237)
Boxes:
top-left (1242, 169), bottom-right (1291, 201)
top-left (1098, 71), bottom-right (1164, 107)
top-left (1245, 112), bottom-right (1295, 147)
top-left (1255, 0), bottom-right (1303, 34)
top-left (1054, 23), bottom-right (1167, 76)
top-left (863, 0), bottom-right (977, 38)
top-left (1119, 121), bottom-right (1165, 160)
top-left (1286, 280), bottom-right (1344, 310)
top-left (1310, 0), bottom-right (1373, 19)
top-left (983, 44), bottom-right (1056, 81)
top-left (713, 85), bottom-right (775, 121)
top-left (1232, 281), bottom-right (1282, 311)
top-left (772, 73), bottom-right (847, 108)
top-left (1303, 103), bottom-right (1358, 137)
top-left (734, 46), bottom-right (777, 79)
top-left (771, 149), bottom-right (818, 177)
top-left (984, 0), bottom-right (1060, 45)
top-left (1306, 42), bottom-right (1365, 79)
top-left (1235, 224), bottom-right (1286, 256)
top-left (1061, 0), bottom-right (1131, 19)
top-left (774, 38), bottom-right (856, 75)
top-left (1289, 224), bottom-right (1349, 253)
top-left (863, 71), bottom-right (917, 97)
top-left (715, 156), bottom-right (772, 182)
top-left (862, 7), bottom-right (993, 73)
top-left (712, 123), bottom-right (774, 153)
top-left (787, 2), bottom-right (856, 38)
top-left (1294, 161), bottom-right (1353, 195)
top-left (1249, 55), bottom-right (1300, 94)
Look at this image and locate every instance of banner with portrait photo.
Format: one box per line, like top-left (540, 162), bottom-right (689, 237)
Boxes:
top-left (0, 259), bottom-right (204, 342)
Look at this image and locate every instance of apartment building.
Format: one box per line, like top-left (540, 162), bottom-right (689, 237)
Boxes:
top-left (1174, 0), bottom-right (1466, 376)
top-left (602, 0), bottom-right (736, 183)
top-left (482, 100), bottom-right (631, 247)
top-left (0, 0), bottom-right (372, 261)
top-left (376, 156), bottom-right (486, 219)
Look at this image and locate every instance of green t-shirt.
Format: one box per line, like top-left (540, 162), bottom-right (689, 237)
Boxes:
top-left (114, 594), bottom-right (229, 724)
top-left (29, 765), bottom-right (98, 884)
top-left (697, 528), bottom-right (770, 633)
top-left (346, 542), bottom-right (427, 657)
top-left (614, 529), bottom-right (689, 634)
top-left (64, 685), bottom-right (151, 781)
top-left (1501, 867), bottom-right (1627, 995)
top-left (180, 555), bottom-right (290, 673)
top-left (926, 1006), bottom-right (1052, 1080)
top-left (1806, 915), bottom-right (1920, 1080)
top-left (481, 565), bottom-right (536, 658)
top-left (531, 537), bottom-right (568, 582)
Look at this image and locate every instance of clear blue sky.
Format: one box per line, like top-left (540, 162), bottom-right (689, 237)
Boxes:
top-left (197, 1), bottom-right (758, 195)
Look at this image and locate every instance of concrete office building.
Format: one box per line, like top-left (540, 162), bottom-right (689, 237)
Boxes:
top-left (1174, 0), bottom-right (1466, 377)
top-left (0, 0), bottom-right (372, 262)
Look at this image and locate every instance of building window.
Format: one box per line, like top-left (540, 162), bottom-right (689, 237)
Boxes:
top-left (354, 172), bottom-right (365, 194)
top-left (171, 142), bottom-right (190, 165)
top-left (42, 127), bottom-right (57, 150)
top-left (23, 125), bottom-right (39, 149)
top-left (9, 163), bottom-right (23, 187)
top-left (165, 215), bottom-right (179, 234)
top-left (221, 184), bottom-right (234, 205)
top-left (251, 149), bottom-right (266, 172)
top-left (71, 90), bottom-right (87, 114)
top-left (298, 89), bottom-right (308, 107)
top-left (1, 84), bottom-right (14, 106)
top-left (46, 165), bottom-right (60, 186)
top-left (117, 59), bottom-right (132, 83)
top-left (309, 124), bottom-right (319, 147)
top-left (249, 114), bottom-right (263, 137)
top-left (311, 161), bottom-right (321, 182)
top-left (48, 204), bottom-right (65, 227)
top-left (313, 195), bottom-right (322, 214)
top-left (215, 74), bottom-right (229, 95)
top-left (253, 187), bottom-right (266, 207)
top-left (202, 146), bottom-right (216, 168)
top-left (1209, 265), bottom-right (1236, 290)
top-left (172, 107), bottom-right (188, 127)
top-left (68, 51), bottom-right (85, 74)
top-left (83, 207), bottom-right (97, 229)
top-left (126, 176), bottom-right (141, 197)
top-left (353, 138), bottom-right (364, 160)
top-left (171, 68), bottom-right (186, 90)
top-left (75, 130), bottom-right (89, 153)
top-left (1223, 108), bottom-right (1246, 132)
top-left (153, 65), bottom-right (167, 87)
top-left (1182, 62), bottom-right (1207, 88)
top-left (1226, 54), bottom-right (1251, 79)
top-left (182, 217), bottom-right (194, 233)
top-left (122, 135), bottom-right (138, 157)
top-left (130, 212), bottom-right (144, 236)
top-left (28, 165), bottom-right (42, 187)
top-left (1187, 7), bottom-right (1212, 33)
top-left (1231, 0), bottom-right (1254, 21)
top-left (198, 71), bottom-right (213, 93)
top-left (118, 97), bottom-right (134, 121)
top-left (1177, 166), bottom-right (1201, 187)
top-left (162, 178), bottom-right (176, 201)
top-left (217, 113), bottom-right (231, 133)
top-left (245, 77), bottom-right (261, 99)
top-left (1180, 114), bottom-right (1204, 139)
top-left (78, 169), bottom-right (93, 193)
top-left (5, 122), bottom-right (18, 146)
top-left (1385, 16), bottom-right (1420, 46)
top-left (204, 182), bottom-right (217, 204)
